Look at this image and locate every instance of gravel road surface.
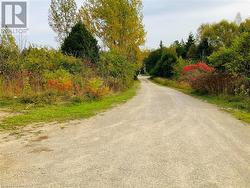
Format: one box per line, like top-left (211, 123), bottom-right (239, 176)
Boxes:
top-left (1, 77), bottom-right (250, 188)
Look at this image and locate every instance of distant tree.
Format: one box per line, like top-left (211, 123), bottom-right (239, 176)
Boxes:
top-left (185, 33), bottom-right (195, 50)
top-left (235, 12), bottom-right (242, 26)
top-left (184, 33), bottom-right (196, 59)
top-left (225, 32), bottom-right (250, 77)
top-left (187, 44), bottom-right (197, 59)
top-left (160, 40), bottom-right (164, 50)
top-left (143, 49), bottom-right (162, 74)
top-left (61, 22), bottom-right (99, 63)
top-left (171, 40), bottom-right (186, 58)
top-left (196, 38), bottom-right (214, 61)
top-left (209, 32), bottom-right (250, 76)
top-left (197, 20), bottom-right (239, 50)
top-left (48, 0), bottom-right (78, 43)
top-left (151, 48), bottom-right (178, 78)
top-left (239, 18), bottom-right (250, 33)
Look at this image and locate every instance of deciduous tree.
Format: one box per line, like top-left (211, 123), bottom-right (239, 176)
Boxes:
top-left (0, 27), bottom-right (19, 77)
top-left (48, 0), bottom-right (78, 43)
top-left (80, 0), bottom-right (146, 65)
top-left (239, 18), bottom-right (250, 33)
top-left (197, 20), bottom-right (239, 50)
top-left (209, 32), bottom-right (250, 77)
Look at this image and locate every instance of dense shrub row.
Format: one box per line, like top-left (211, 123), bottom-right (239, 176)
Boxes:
top-left (0, 27), bottom-right (136, 105)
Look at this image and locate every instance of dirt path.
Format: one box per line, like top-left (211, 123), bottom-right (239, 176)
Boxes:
top-left (0, 77), bottom-right (250, 188)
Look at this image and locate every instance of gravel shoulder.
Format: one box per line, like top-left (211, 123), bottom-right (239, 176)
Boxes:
top-left (1, 77), bottom-right (250, 188)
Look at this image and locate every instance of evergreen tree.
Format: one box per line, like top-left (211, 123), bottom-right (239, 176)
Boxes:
top-left (160, 40), bottom-right (164, 50)
top-left (185, 33), bottom-right (196, 54)
top-left (172, 40), bottom-right (186, 58)
top-left (61, 22), bottom-right (99, 63)
top-left (151, 49), bottom-right (177, 78)
top-left (187, 44), bottom-right (197, 59)
top-left (197, 38), bottom-right (213, 61)
top-left (143, 49), bottom-right (162, 74)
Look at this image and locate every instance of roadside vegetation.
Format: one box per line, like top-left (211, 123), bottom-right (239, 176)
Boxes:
top-left (0, 0), bottom-right (146, 130)
top-left (144, 17), bottom-right (250, 124)
top-left (0, 82), bottom-right (139, 130)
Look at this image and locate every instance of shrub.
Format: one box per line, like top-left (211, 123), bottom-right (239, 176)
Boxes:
top-left (173, 57), bottom-right (191, 78)
top-left (84, 77), bottom-right (110, 99)
top-left (208, 47), bottom-right (237, 71)
top-left (58, 55), bottom-right (83, 74)
top-left (181, 62), bottom-right (215, 83)
top-left (235, 84), bottom-right (250, 98)
top-left (20, 47), bottom-right (87, 93)
top-left (23, 46), bottom-right (84, 72)
top-left (22, 47), bottom-right (61, 74)
top-left (180, 62), bottom-right (229, 94)
top-left (189, 72), bottom-right (243, 95)
top-left (97, 52), bottom-right (136, 90)
top-left (44, 69), bottom-right (73, 94)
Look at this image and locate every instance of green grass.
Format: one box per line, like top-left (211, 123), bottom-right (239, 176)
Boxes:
top-left (152, 77), bottom-right (250, 124)
top-left (0, 82), bottom-right (139, 130)
top-left (0, 98), bottom-right (20, 109)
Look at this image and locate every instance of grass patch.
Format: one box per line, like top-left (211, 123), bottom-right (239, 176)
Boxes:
top-left (0, 98), bottom-right (20, 109)
top-left (152, 77), bottom-right (250, 124)
top-left (0, 81), bottom-right (139, 130)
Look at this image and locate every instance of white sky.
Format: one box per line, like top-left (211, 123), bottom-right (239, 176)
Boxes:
top-left (10, 0), bottom-right (250, 49)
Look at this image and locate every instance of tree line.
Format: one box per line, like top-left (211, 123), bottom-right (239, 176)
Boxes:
top-left (144, 17), bottom-right (250, 96)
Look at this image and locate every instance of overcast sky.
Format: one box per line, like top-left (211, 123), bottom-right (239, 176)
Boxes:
top-left (23, 0), bottom-right (250, 49)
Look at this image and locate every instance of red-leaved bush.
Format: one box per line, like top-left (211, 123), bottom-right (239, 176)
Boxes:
top-left (181, 62), bottom-right (215, 83)
top-left (181, 62), bottom-right (244, 95)
top-left (183, 62), bottom-right (214, 73)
